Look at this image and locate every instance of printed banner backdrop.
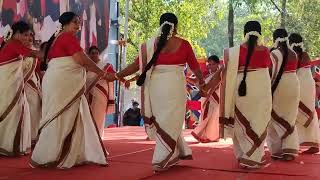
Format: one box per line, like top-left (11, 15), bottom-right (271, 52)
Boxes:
top-left (312, 61), bottom-right (320, 119)
top-left (185, 58), bottom-right (207, 129)
top-left (0, 0), bottom-right (110, 51)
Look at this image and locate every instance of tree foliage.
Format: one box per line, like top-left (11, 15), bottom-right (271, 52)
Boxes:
top-left (200, 0), bottom-right (320, 59)
top-left (286, 0), bottom-right (320, 58)
top-left (120, 0), bottom-right (320, 62)
top-left (119, 0), bottom-right (217, 63)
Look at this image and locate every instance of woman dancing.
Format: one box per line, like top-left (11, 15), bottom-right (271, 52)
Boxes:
top-left (31, 12), bottom-right (109, 168)
top-left (112, 13), bottom-right (205, 172)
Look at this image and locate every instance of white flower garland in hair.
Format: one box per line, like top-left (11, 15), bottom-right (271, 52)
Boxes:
top-left (243, 31), bottom-right (262, 45)
top-left (157, 21), bottom-right (175, 40)
top-left (4, 28), bottom-right (13, 42)
top-left (272, 37), bottom-right (292, 50)
top-left (54, 22), bottom-right (63, 37)
top-left (290, 42), bottom-right (305, 51)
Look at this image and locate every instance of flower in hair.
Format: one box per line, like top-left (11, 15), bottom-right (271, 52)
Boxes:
top-left (243, 31), bottom-right (262, 45)
top-left (272, 37), bottom-right (289, 49)
top-left (4, 28), bottom-right (13, 42)
top-left (54, 22), bottom-right (63, 37)
top-left (158, 21), bottom-right (175, 40)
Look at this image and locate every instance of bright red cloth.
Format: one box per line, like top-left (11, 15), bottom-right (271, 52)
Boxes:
top-left (0, 40), bottom-right (31, 63)
top-left (239, 45), bottom-right (272, 69)
top-left (135, 39), bottom-right (200, 70)
top-left (48, 32), bottom-right (83, 60)
top-left (284, 60), bottom-right (298, 71)
top-left (299, 61), bottom-right (311, 68)
top-left (104, 63), bottom-right (116, 73)
top-left (187, 100), bottom-right (201, 110)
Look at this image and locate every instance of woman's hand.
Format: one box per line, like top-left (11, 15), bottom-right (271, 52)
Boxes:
top-left (199, 83), bottom-right (208, 97)
top-left (103, 73), bottom-right (117, 81)
top-left (124, 81), bottom-right (131, 89)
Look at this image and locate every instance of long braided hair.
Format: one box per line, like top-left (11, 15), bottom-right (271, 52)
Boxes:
top-left (39, 41), bottom-right (49, 71)
top-left (136, 13), bottom-right (178, 86)
top-left (271, 29), bottom-right (289, 94)
top-left (238, 21), bottom-right (261, 96)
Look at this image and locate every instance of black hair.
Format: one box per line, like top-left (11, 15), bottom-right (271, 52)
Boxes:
top-left (271, 28), bottom-right (289, 94)
top-left (0, 21), bottom-right (31, 50)
top-left (208, 55), bottom-right (220, 64)
top-left (88, 45), bottom-right (100, 54)
top-left (136, 12), bottom-right (178, 86)
top-left (132, 101), bottom-right (139, 106)
top-left (43, 11), bottom-right (78, 62)
top-left (289, 33), bottom-right (303, 66)
top-left (39, 41), bottom-right (49, 71)
top-left (238, 21), bottom-right (261, 96)
top-left (40, 41), bottom-right (48, 51)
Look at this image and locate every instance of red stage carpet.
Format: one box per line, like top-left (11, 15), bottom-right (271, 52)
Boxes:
top-left (1, 127), bottom-right (320, 180)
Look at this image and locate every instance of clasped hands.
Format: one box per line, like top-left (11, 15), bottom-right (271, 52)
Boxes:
top-left (101, 72), bottom-right (130, 89)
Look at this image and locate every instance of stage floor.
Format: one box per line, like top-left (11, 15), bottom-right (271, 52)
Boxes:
top-left (1, 127), bottom-right (320, 180)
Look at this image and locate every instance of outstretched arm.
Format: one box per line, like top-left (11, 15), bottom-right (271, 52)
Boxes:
top-left (115, 61), bottom-right (140, 79)
top-left (73, 51), bottom-right (105, 76)
top-left (191, 68), bottom-right (205, 85)
top-left (203, 67), bottom-right (223, 94)
top-left (101, 60), bottom-right (140, 83)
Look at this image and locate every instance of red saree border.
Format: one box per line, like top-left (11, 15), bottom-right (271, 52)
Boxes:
top-left (271, 109), bottom-right (294, 139)
top-left (298, 101), bottom-right (314, 127)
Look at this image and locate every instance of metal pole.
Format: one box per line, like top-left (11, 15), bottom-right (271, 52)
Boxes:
top-left (113, 0), bottom-right (120, 126)
top-left (118, 0), bottom-right (130, 126)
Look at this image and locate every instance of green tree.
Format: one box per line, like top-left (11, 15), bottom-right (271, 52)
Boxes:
top-left (227, 0), bottom-right (260, 47)
top-left (201, 0), bottom-right (277, 58)
top-left (119, 0), bottom-right (217, 63)
top-left (286, 0), bottom-right (320, 58)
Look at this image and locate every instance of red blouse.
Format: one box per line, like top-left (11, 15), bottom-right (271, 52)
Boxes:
top-left (238, 45), bottom-right (272, 69)
top-left (48, 32), bottom-right (83, 60)
top-left (0, 40), bottom-right (31, 64)
top-left (299, 61), bottom-right (311, 68)
top-left (284, 60), bottom-right (298, 72)
top-left (135, 39), bottom-right (200, 70)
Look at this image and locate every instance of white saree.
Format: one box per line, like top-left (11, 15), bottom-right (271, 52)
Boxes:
top-left (86, 62), bottom-right (115, 138)
top-left (139, 38), bottom-right (192, 170)
top-left (267, 49), bottom-right (300, 157)
top-left (220, 46), bottom-right (272, 168)
top-left (191, 74), bottom-right (220, 143)
top-left (0, 58), bottom-right (31, 156)
top-left (23, 57), bottom-right (42, 144)
top-left (296, 67), bottom-right (320, 148)
top-left (31, 57), bottom-right (108, 168)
